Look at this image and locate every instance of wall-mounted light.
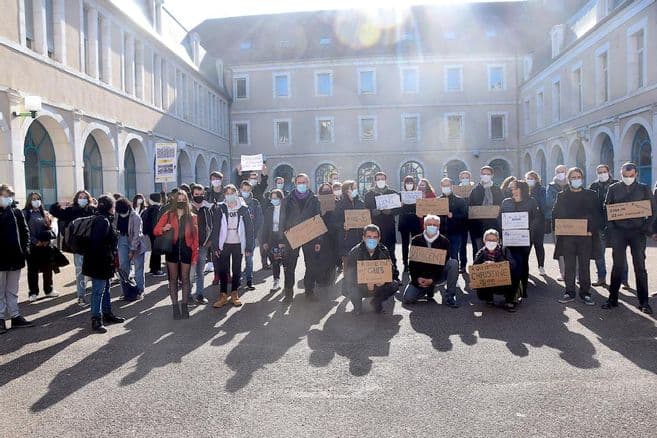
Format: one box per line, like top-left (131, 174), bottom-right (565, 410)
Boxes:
top-left (12, 95), bottom-right (42, 119)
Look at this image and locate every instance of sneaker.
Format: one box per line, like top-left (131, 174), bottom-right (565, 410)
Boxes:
top-left (622, 282), bottom-right (631, 290)
top-left (538, 267), bottom-right (546, 276)
top-left (11, 315), bottom-right (35, 328)
top-left (194, 295), bottom-right (209, 305)
top-left (77, 296), bottom-right (88, 306)
top-left (45, 290), bottom-right (59, 298)
top-left (592, 279), bottom-right (607, 287)
top-left (271, 279), bottom-right (281, 292)
top-left (601, 300), bottom-right (618, 310)
top-left (639, 303), bottom-right (653, 315)
top-left (245, 283), bottom-right (256, 291)
top-left (444, 297), bottom-right (459, 308)
top-left (581, 295), bottom-right (595, 306)
top-left (204, 262), bottom-right (214, 273)
top-left (556, 276), bottom-right (564, 282)
top-left (558, 294), bottom-right (575, 303)
top-left (152, 271), bottom-right (167, 277)
top-left (28, 294), bottom-right (38, 303)
top-left (0, 320), bottom-right (6, 334)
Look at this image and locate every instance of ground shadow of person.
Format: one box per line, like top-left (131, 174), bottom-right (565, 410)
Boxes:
top-left (306, 297), bottom-right (403, 377)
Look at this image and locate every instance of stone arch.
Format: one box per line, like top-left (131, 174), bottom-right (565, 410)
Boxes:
top-left (123, 136), bottom-right (149, 198)
top-left (535, 148), bottom-right (547, 183)
top-left (523, 152), bottom-right (532, 175)
top-left (442, 159), bottom-right (468, 184)
top-left (620, 116), bottom-right (652, 162)
top-left (591, 128), bottom-right (615, 171)
top-left (356, 159), bottom-right (382, 194)
top-left (221, 159), bottom-right (228, 182)
top-left (568, 138), bottom-right (588, 181)
top-left (83, 125), bottom-right (117, 195)
top-left (209, 157), bottom-right (219, 174)
top-left (195, 154), bottom-right (208, 184)
top-left (177, 149), bottom-right (193, 185)
top-left (549, 142), bottom-right (565, 172)
top-left (488, 157), bottom-right (512, 186)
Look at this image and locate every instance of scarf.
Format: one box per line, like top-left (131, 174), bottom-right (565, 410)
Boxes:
top-left (483, 186), bottom-right (494, 206)
top-left (293, 189), bottom-right (310, 200)
top-left (482, 245), bottom-right (504, 262)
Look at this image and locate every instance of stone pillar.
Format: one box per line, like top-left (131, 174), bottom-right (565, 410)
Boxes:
top-left (135, 39), bottom-right (144, 99)
top-left (32, 0), bottom-right (48, 55)
top-left (7, 91), bottom-right (27, 202)
top-left (153, 53), bottom-right (161, 108)
top-left (72, 109), bottom-right (85, 191)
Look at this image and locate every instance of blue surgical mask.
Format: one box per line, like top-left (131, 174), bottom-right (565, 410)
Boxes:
top-left (365, 238), bottom-right (378, 250)
top-left (460, 178), bottom-right (470, 185)
top-left (241, 191), bottom-right (251, 199)
top-left (78, 198), bottom-right (88, 207)
top-left (225, 194), bottom-right (238, 204)
top-left (271, 198), bottom-right (281, 206)
top-left (426, 225), bottom-right (438, 236)
top-left (296, 184), bottom-right (308, 194)
top-left (570, 179), bottom-right (583, 189)
top-left (350, 189), bottom-right (358, 199)
top-left (276, 183), bottom-right (284, 190)
top-left (0, 197), bottom-right (12, 208)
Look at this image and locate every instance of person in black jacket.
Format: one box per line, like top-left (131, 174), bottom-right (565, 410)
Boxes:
top-left (402, 215), bottom-right (460, 307)
top-left (316, 182), bottom-right (339, 285)
top-left (398, 175), bottom-right (421, 273)
top-left (438, 178), bottom-right (468, 263)
top-left (472, 229), bottom-right (519, 312)
top-left (190, 184), bottom-right (221, 304)
top-left (23, 192), bottom-right (58, 303)
top-left (280, 173), bottom-right (323, 302)
top-left (140, 193), bottom-right (166, 277)
top-left (603, 162), bottom-right (657, 314)
top-left (553, 168), bottom-right (600, 306)
top-left (364, 172), bottom-right (401, 279)
top-left (261, 189), bottom-right (286, 293)
top-left (0, 184), bottom-right (34, 332)
top-left (344, 224), bottom-right (400, 314)
top-left (468, 166), bottom-right (504, 254)
top-left (205, 171), bottom-right (225, 205)
top-left (82, 195), bottom-right (124, 333)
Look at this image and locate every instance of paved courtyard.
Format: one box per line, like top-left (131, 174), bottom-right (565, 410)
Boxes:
top-left (2, 242), bottom-right (657, 437)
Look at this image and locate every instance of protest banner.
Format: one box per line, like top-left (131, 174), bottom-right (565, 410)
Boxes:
top-left (155, 142), bottom-right (177, 184)
top-left (453, 185), bottom-right (474, 198)
top-left (401, 191), bottom-right (423, 205)
top-left (284, 215), bottom-right (328, 249)
top-left (240, 154), bottom-right (264, 172)
top-left (375, 193), bottom-right (402, 210)
top-left (416, 198), bottom-right (449, 217)
top-left (606, 200), bottom-right (652, 221)
top-left (468, 205), bottom-right (500, 219)
top-left (357, 260), bottom-right (393, 284)
top-left (554, 219), bottom-right (588, 236)
top-left (344, 209), bottom-right (372, 229)
top-left (502, 229), bottom-right (530, 247)
top-left (409, 245), bottom-right (447, 266)
top-left (468, 261), bottom-right (512, 289)
top-left (501, 212), bottom-right (529, 230)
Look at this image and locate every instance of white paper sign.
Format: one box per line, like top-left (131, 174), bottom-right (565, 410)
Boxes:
top-left (155, 142), bottom-right (177, 183)
top-left (502, 212), bottom-right (529, 230)
top-left (375, 193), bottom-right (402, 210)
top-left (401, 191), bottom-right (423, 205)
top-left (503, 229), bottom-right (530, 247)
top-left (240, 154), bottom-right (264, 172)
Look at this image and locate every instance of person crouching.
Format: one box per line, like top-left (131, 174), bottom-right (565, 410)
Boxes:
top-left (472, 229), bottom-right (518, 312)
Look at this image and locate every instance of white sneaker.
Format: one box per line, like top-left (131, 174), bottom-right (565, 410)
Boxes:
top-left (29, 294), bottom-right (38, 303)
top-left (538, 267), bottom-right (546, 276)
top-left (204, 262), bottom-right (214, 273)
top-left (271, 279), bottom-right (281, 292)
top-left (556, 275), bottom-right (564, 282)
top-left (45, 291), bottom-right (60, 298)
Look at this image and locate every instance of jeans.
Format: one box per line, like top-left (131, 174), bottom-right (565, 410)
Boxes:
top-left (74, 253), bottom-right (86, 299)
top-left (609, 230), bottom-right (649, 305)
top-left (117, 235), bottom-right (145, 294)
top-left (561, 237), bottom-right (592, 298)
top-left (284, 243), bottom-right (319, 293)
top-left (90, 278), bottom-right (112, 318)
top-left (244, 253), bottom-right (254, 284)
top-left (594, 233), bottom-right (628, 282)
top-left (0, 270), bottom-right (21, 318)
top-left (195, 246), bottom-right (208, 298)
top-left (402, 259), bottom-right (459, 303)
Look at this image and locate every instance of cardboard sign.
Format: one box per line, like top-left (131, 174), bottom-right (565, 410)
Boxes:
top-left (607, 200), bottom-right (652, 221)
top-left (375, 193), bottom-right (402, 210)
top-left (502, 212), bottom-right (529, 230)
top-left (401, 191), bottom-right (423, 205)
top-left (453, 184), bottom-right (474, 198)
top-left (468, 205), bottom-right (500, 220)
top-left (344, 209), bottom-right (372, 229)
top-left (502, 229), bottom-right (530, 247)
top-left (416, 198), bottom-right (449, 217)
top-left (284, 215), bottom-right (328, 249)
top-left (357, 260), bottom-right (393, 284)
top-left (240, 154), bottom-right (264, 172)
top-left (468, 261), bottom-right (512, 289)
top-left (554, 219), bottom-right (588, 236)
top-left (155, 142), bottom-right (177, 183)
top-left (409, 245), bottom-right (447, 266)
top-left (318, 194), bottom-right (336, 215)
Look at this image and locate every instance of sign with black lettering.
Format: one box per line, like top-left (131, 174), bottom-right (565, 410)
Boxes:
top-left (356, 260), bottom-right (393, 284)
top-left (468, 261), bottom-right (512, 289)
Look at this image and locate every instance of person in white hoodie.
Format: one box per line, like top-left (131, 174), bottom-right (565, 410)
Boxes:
top-left (212, 185), bottom-right (254, 308)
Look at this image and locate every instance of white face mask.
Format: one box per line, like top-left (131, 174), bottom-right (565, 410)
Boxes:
top-left (137, 199), bottom-right (144, 205)
top-left (485, 241), bottom-right (498, 251)
top-left (441, 186), bottom-right (452, 195)
top-left (622, 176), bottom-right (635, 186)
top-left (527, 179), bottom-right (536, 187)
top-left (480, 174), bottom-right (492, 184)
top-left (405, 183), bottom-right (415, 191)
top-left (555, 172), bottom-right (566, 181)
top-left (460, 178), bottom-right (470, 185)
top-left (598, 172), bottom-right (610, 183)
top-left (31, 200), bottom-right (42, 209)
top-left (249, 179), bottom-right (258, 186)
top-left (376, 180), bottom-right (386, 189)
top-left (119, 212), bottom-right (130, 218)
top-left (333, 189), bottom-right (341, 197)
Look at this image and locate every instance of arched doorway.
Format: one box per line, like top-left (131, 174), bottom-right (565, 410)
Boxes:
top-left (600, 134), bottom-right (614, 171)
top-left (523, 153), bottom-right (532, 174)
top-left (536, 149), bottom-right (547, 182)
top-left (357, 161), bottom-right (381, 194)
top-left (488, 158), bottom-right (510, 186)
top-left (443, 159), bottom-right (467, 183)
top-left (195, 155), bottom-right (207, 184)
top-left (221, 160), bottom-right (228, 182)
top-left (632, 126), bottom-right (652, 185)
top-left (177, 150), bottom-right (193, 186)
top-left (274, 164), bottom-right (295, 192)
top-left (209, 157), bottom-right (219, 173)
top-left (400, 160), bottom-right (424, 185)
top-left (83, 134), bottom-right (103, 197)
top-left (551, 144), bottom-right (564, 171)
top-left (315, 163), bottom-right (337, 189)
top-left (124, 144), bottom-right (137, 199)
top-left (24, 120), bottom-right (57, 206)
top-left (571, 140), bottom-right (587, 182)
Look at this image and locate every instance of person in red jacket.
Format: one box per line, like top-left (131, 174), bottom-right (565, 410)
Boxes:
top-left (154, 190), bottom-right (199, 320)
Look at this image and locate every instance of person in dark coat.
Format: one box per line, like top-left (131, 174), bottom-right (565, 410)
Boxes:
top-left (240, 180), bottom-right (263, 291)
top-left (438, 178), bottom-right (468, 262)
top-left (468, 166), bottom-right (504, 253)
top-left (190, 184), bottom-right (221, 304)
top-left (472, 229), bottom-right (519, 312)
top-left (457, 170), bottom-right (476, 272)
top-left (82, 195), bottom-right (124, 333)
top-left (398, 175), bottom-right (421, 272)
top-left (334, 180), bottom-right (368, 291)
top-left (261, 189), bottom-right (286, 293)
top-left (553, 167), bottom-right (600, 306)
top-left (0, 184), bottom-right (34, 332)
top-left (316, 182), bottom-right (338, 285)
top-left (525, 171), bottom-right (547, 276)
top-left (364, 172), bottom-right (401, 279)
top-left (545, 164), bottom-right (569, 280)
top-left (23, 192), bottom-right (57, 302)
top-left (140, 193), bottom-right (166, 277)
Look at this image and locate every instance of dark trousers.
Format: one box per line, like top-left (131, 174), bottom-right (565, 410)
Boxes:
top-left (530, 228), bottom-right (545, 268)
top-left (609, 230), bottom-right (649, 305)
top-left (27, 246), bottom-right (53, 296)
top-left (349, 283), bottom-right (397, 312)
top-left (284, 243), bottom-right (317, 293)
top-left (381, 230), bottom-right (397, 273)
top-left (561, 236), bottom-right (592, 298)
top-left (477, 286), bottom-right (516, 304)
top-left (400, 231), bottom-right (412, 269)
top-left (458, 229), bottom-right (469, 269)
top-left (219, 243), bottom-right (242, 293)
top-left (148, 235), bottom-right (162, 273)
top-left (508, 246), bottom-right (530, 294)
top-left (447, 233), bottom-right (461, 261)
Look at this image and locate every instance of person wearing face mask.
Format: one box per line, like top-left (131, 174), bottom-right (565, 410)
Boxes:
top-left (468, 166), bottom-right (503, 254)
top-left (261, 189), bottom-right (286, 293)
top-left (398, 176), bottom-right (421, 273)
top-left (329, 171), bottom-right (340, 185)
top-left (273, 176), bottom-right (289, 198)
top-left (0, 184), bottom-right (34, 332)
top-left (402, 215), bottom-right (460, 307)
top-left (315, 183), bottom-right (339, 284)
top-left (50, 190), bottom-right (97, 305)
top-left (588, 164), bottom-right (625, 287)
top-left (332, 182), bottom-right (343, 201)
top-left (205, 171), bottom-right (225, 204)
top-left (82, 195), bottom-right (125, 333)
top-left (154, 191), bottom-right (200, 319)
top-left (545, 164), bottom-right (569, 281)
top-left (23, 192), bottom-right (58, 303)
top-left (279, 173), bottom-right (323, 302)
top-left (239, 181), bottom-right (263, 291)
top-left (457, 170), bottom-right (475, 273)
top-left (140, 193), bottom-right (167, 277)
top-left (190, 184), bottom-right (222, 304)
top-left (603, 162), bottom-right (656, 314)
top-left (552, 168), bottom-right (600, 306)
top-left (472, 229), bottom-right (518, 312)
top-left (344, 224), bottom-right (400, 314)
top-left (364, 172), bottom-right (401, 279)
top-left (132, 194), bottom-right (146, 215)
top-left (114, 198), bottom-right (147, 301)
top-left (334, 180), bottom-right (368, 278)
top-left (237, 164), bottom-right (269, 204)
top-left (500, 176), bottom-right (517, 200)
top-left (438, 178), bottom-right (468, 264)
top-left (525, 171), bottom-right (547, 276)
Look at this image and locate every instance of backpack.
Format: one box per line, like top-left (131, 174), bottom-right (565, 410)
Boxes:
top-left (65, 216), bottom-right (97, 254)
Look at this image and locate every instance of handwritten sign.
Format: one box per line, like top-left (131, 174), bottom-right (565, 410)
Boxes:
top-left (607, 200), bottom-right (652, 221)
top-left (318, 194), bottom-right (336, 215)
top-left (416, 198), bottom-right (449, 217)
top-left (375, 193), bottom-right (402, 210)
top-left (357, 260), bottom-right (393, 284)
top-left (409, 246), bottom-right (447, 266)
top-left (155, 142), bottom-right (177, 183)
top-left (401, 191), bottom-right (423, 205)
top-left (502, 229), bottom-right (530, 247)
top-left (344, 209), bottom-right (372, 229)
top-left (468, 205), bottom-right (500, 220)
top-left (554, 219), bottom-right (588, 236)
top-left (502, 212), bottom-right (529, 230)
top-left (284, 215), bottom-right (328, 249)
top-left (453, 184), bottom-right (474, 198)
top-left (240, 154), bottom-right (264, 172)
top-left (468, 261), bottom-right (512, 289)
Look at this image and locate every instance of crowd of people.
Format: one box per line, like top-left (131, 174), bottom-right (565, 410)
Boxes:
top-left (0, 160), bottom-right (656, 333)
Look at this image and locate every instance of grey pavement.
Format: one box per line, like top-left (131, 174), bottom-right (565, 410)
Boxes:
top-left (2, 241), bottom-right (657, 437)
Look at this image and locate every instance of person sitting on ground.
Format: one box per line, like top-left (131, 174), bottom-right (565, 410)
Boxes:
top-left (472, 229), bottom-right (519, 312)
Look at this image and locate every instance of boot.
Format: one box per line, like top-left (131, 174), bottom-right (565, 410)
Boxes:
top-left (172, 303), bottom-right (181, 320)
top-left (283, 288), bottom-right (293, 303)
top-left (213, 293), bottom-right (229, 308)
top-left (102, 313), bottom-right (125, 325)
top-left (0, 320), bottom-right (6, 334)
top-left (180, 302), bottom-right (190, 319)
top-left (91, 317), bottom-right (107, 333)
top-left (231, 291), bottom-right (242, 307)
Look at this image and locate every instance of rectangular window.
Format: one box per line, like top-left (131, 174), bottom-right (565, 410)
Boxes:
top-left (401, 67), bottom-right (418, 94)
top-left (359, 116), bottom-right (377, 142)
top-left (402, 114), bottom-right (419, 141)
top-left (275, 120), bottom-right (290, 145)
top-left (161, 59), bottom-right (168, 110)
top-left (490, 114), bottom-right (505, 140)
top-left (552, 81), bottom-right (560, 122)
top-left (445, 66), bottom-right (462, 92)
top-left (597, 50), bottom-right (609, 103)
top-left (447, 114), bottom-right (463, 140)
top-left (234, 122), bottom-right (249, 145)
top-left (25, 0), bottom-right (34, 49)
top-left (234, 76), bottom-right (248, 99)
top-left (317, 117), bottom-right (334, 143)
top-left (97, 15), bottom-right (105, 81)
top-left (488, 65), bottom-right (504, 90)
top-left (523, 99), bottom-right (530, 134)
top-left (572, 67), bottom-right (583, 113)
top-left (359, 69), bottom-right (376, 94)
top-left (319, 37), bottom-right (331, 45)
top-left (45, 0), bottom-right (54, 58)
top-left (315, 72), bottom-right (332, 96)
top-left (635, 29), bottom-right (645, 89)
top-left (273, 73), bottom-right (289, 98)
top-left (536, 91), bottom-right (544, 129)
top-left (240, 41), bottom-right (251, 50)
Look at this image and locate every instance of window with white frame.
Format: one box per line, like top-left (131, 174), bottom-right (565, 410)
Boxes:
top-left (523, 99), bottom-right (530, 134)
top-left (401, 67), bottom-right (419, 94)
top-left (25, 0), bottom-right (35, 49)
top-left (446, 114), bottom-right (463, 141)
top-left (315, 71), bottom-right (333, 96)
top-left (45, 0), bottom-right (54, 58)
top-left (628, 26), bottom-right (646, 91)
top-left (273, 73), bottom-right (290, 98)
top-left (488, 65), bottom-right (505, 90)
top-left (552, 80), bottom-right (561, 122)
top-left (234, 75), bottom-right (248, 99)
top-left (596, 48), bottom-right (609, 103)
top-left (490, 113), bottom-right (506, 140)
top-left (316, 117), bottom-right (334, 143)
top-left (445, 66), bottom-right (462, 92)
top-left (572, 67), bottom-right (583, 113)
top-left (359, 69), bottom-right (376, 94)
top-left (536, 91), bottom-right (544, 129)
top-left (233, 121), bottom-right (250, 145)
top-left (523, 55), bottom-right (533, 81)
top-left (402, 114), bottom-right (420, 141)
top-left (274, 119), bottom-right (291, 145)
top-left (359, 116), bottom-right (377, 142)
